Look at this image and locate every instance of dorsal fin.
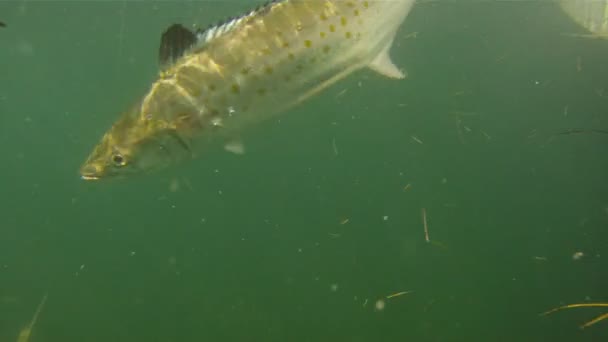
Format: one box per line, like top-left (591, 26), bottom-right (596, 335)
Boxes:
top-left (158, 24), bottom-right (197, 68)
top-left (158, 1), bottom-right (280, 68)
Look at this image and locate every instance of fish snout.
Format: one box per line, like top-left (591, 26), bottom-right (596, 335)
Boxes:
top-left (80, 164), bottom-right (101, 180)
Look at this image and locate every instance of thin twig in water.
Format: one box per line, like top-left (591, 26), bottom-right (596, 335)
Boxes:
top-left (422, 208), bottom-right (430, 243)
top-left (557, 128), bottom-right (608, 136)
top-left (542, 303), bottom-right (608, 329)
top-left (332, 137), bottom-right (338, 156)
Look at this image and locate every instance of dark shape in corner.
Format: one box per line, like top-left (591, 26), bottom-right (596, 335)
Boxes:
top-left (159, 24), bottom-right (197, 68)
top-left (0, 21), bottom-right (6, 28)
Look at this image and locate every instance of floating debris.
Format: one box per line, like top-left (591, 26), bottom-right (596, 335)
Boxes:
top-left (542, 302), bottom-right (608, 329)
top-left (411, 136), bottom-right (423, 144)
top-left (332, 137), bottom-right (339, 156)
top-left (422, 208), bottom-right (430, 243)
top-left (335, 88), bottom-right (348, 98)
top-left (481, 130), bottom-right (492, 141)
top-left (386, 291), bottom-right (412, 299)
top-left (17, 293), bottom-right (48, 342)
top-left (375, 299), bottom-right (386, 311)
top-left (557, 128), bottom-right (608, 136)
top-left (404, 31), bottom-right (418, 39)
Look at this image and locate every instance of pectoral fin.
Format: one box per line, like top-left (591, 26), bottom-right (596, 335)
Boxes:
top-left (368, 39), bottom-right (406, 79)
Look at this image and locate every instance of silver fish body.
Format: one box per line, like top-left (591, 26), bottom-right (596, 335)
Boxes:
top-left (80, 0), bottom-right (416, 180)
top-left (560, 0), bottom-right (608, 38)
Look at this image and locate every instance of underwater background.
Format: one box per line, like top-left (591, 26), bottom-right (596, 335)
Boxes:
top-left (1, 1), bottom-right (607, 341)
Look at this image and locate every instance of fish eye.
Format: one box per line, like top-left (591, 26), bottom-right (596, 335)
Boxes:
top-left (111, 153), bottom-right (126, 166)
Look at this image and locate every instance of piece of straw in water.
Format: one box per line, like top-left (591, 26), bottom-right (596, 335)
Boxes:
top-left (386, 291), bottom-right (412, 299)
top-left (541, 303), bottom-right (608, 329)
top-left (411, 136), bottom-right (423, 144)
top-left (17, 293), bottom-right (48, 342)
top-left (422, 208), bottom-right (430, 243)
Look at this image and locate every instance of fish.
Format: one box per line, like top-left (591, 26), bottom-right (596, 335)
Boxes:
top-left (80, 0), bottom-right (416, 180)
top-left (559, 0), bottom-right (608, 38)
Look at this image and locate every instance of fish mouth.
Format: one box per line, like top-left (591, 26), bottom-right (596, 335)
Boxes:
top-left (79, 164), bottom-right (101, 181)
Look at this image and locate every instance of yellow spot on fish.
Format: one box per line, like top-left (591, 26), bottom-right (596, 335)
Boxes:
top-left (346, 1), bottom-right (355, 7)
top-left (363, 1), bottom-right (369, 8)
top-left (209, 84), bottom-right (216, 91)
top-left (231, 84), bottom-right (240, 94)
top-left (320, 14), bottom-right (327, 21)
top-left (345, 31), bottom-right (352, 39)
top-left (288, 53), bottom-right (295, 60)
top-left (304, 40), bottom-right (312, 48)
top-left (282, 42), bottom-right (289, 48)
top-left (320, 31), bottom-right (326, 38)
top-left (323, 45), bottom-right (331, 53)
top-left (341, 17), bottom-right (348, 26)
top-left (329, 24), bottom-right (336, 32)
top-left (257, 88), bottom-right (267, 95)
top-left (354, 9), bottom-right (360, 16)
top-left (265, 66), bottom-right (274, 74)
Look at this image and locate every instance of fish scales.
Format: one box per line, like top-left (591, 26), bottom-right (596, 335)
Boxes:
top-left (149, 1), bottom-right (385, 128)
top-left (80, 0), bottom-right (416, 180)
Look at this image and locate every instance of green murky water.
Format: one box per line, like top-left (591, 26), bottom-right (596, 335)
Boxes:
top-left (1, 1), bottom-right (607, 341)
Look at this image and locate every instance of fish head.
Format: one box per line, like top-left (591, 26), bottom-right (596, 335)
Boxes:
top-left (80, 107), bottom-right (194, 180)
